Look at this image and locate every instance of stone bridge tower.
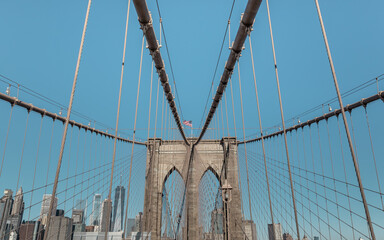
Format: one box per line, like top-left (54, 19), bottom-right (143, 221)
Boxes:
top-left (142, 137), bottom-right (244, 240)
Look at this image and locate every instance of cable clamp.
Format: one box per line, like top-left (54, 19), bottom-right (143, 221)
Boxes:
top-left (240, 15), bottom-right (254, 36)
top-left (149, 48), bottom-right (160, 57)
top-left (139, 15), bottom-right (153, 35)
top-left (156, 67), bottom-right (165, 75)
top-left (232, 49), bottom-right (242, 61)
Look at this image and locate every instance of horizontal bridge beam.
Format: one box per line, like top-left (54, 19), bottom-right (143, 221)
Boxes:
top-left (239, 91), bottom-right (384, 144)
top-left (0, 92), bottom-right (146, 145)
top-left (132, 0), bottom-right (190, 146)
top-left (196, 0), bottom-right (262, 144)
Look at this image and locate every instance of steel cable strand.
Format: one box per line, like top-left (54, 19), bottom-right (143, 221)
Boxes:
top-left (249, 144), bottom-right (384, 198)
top-left (240, 147), bottom-right (294, 239)
top-left (16, 151), bottom-right (133, 240)
top-left (249, 158), bottom-right (329, 240)
top-left (246, 151), bottom-right (343, 239)
top-left (247, 149), bottom-right (384, 221)
top-left (261, 158), bottom-right (365, 239)
top-left (313, 0), bottom-right (376, 238)
top-left (63, 126), bottom-right (74, 212)
top-left (21, 153), bottom-right (134, 218)
top-left (336, 116), bottom-right (356, 239)
top-left (325, 119), bottom-right (343, 239)
top-left (255, 150), bottom-right (384, 233)
top-left (316, 123), bottom-right (332, 239)
top-left (0, 105), bottom-right (13, 177)
top-left (248, 35), bottom-right (276, 229)
top-left (121, 35), bottom-right (145, 238)
top-left (43, 151), bottom-right (134, 240)
top-left (198, 0), bottom-right (237, 129)
top-left (300, 128), bottom-right (314, 237)
top-left (15, 112), bottom-right (30, 192)
top-left (264, 0), bottom-right (301, 238)
top-left (237, 61), bottom-right (255, 239)
top-left (363, 106), bottom-right (384, 210)
top-left (43, 0), bottom-right (92, 237)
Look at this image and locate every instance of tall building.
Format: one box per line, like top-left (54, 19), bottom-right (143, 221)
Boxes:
top-left (100, 199), bottom-right (112, 232)
top-left (11, 187), bottom-right (23, 216)
top-left (72, 209), bottom-right (86, 232)
top-left (283, 233), bottom-right (293, 240)
top-left (90, 194), bottom-right (102, 226)
top-left (75, 199), bottom-right (87, 211)
top-left (243, 220), bottom-right (257, 240)
top-left (19, 221), bottom-right (44, 240)
top-left (8, 187), bottom-right (24, 239)
top-left (73, 231), bottom-right (123, 240)
top-left (135, 212), bottom-right (143, 232)
top-left (112, 186), bottom-right (125, 232)
top-left (45, 216), bottom-right (73, 240)
top-left (0, 189), bottom-right (13, 239)
top-left (268, 223), bottom-right (283, 240)
top-left (40, 194), bottom-right (57, 219)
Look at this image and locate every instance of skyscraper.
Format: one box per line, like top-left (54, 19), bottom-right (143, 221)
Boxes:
top-left (8, 187), bottom-right (24, 238)
top-left (100, 199), bottom-right (112, 232)
top-left (19, 221), bottom-right (44, 240)
top-left (90, 194), bottom-right (102, 226)
top-left (0, 189), bottom-right (13, 239)
top-left (268, 223), bottom-right (283, 240)
top-left (75, 199), bottom-right (87, 211)
top-left (112, 186), bottom-right (125, 232)
top-left (45, 216), bottom-right (73, 240)
top-left (135, 212), bottom-right (143, 232)
top-left (243, 220), bottom-right (257, 240)
top-left (40, 194), bottom-right (57, 218)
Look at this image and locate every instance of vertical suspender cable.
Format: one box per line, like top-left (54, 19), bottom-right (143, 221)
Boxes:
top-left (147, 61), bottom-right (154, 140)
top-left (313, 1), bottom-right (376, 238)
top-left (248, 36), bottom-right (275, 226)
top-left (224, 91), bottom-right (230, 137)
top-left (264, 0), bottom-right (300, 239)
top-left (123, 35), bottom-right (145, 238)
top-left (0, 105), bottom-right (13, 177)
top-left (16, 112), bottom-right (30, 192)
top-left (45, 121), bottom-right (55, 195)
top-left (154, 78), bottom-right (160, 139)
top-left (237, 62), bottom-right (254, 235)
top-left (105, 0), bottom-right (131, 237)
top-left (230, 79), bottom-right (237, 139)
top-left (43, 1), bottom-right (92, 238)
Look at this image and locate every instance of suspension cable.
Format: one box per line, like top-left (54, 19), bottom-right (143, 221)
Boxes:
top-left (122, 35), bottom-right (145, 238)
top-left (237, 61), bottom-right (255, 235)
top-left (196, 0), bottom-right (262, 144)
top-left (265, 0), bottom-right (300, 238)
top-left (313, 1), bottom-right (375, 238)
top-left (0, 105), bottom-right (13, 177)
top-left (43, 1), bottom-right (92, 237)
top-left (248, 36), bottom-right (275, 227)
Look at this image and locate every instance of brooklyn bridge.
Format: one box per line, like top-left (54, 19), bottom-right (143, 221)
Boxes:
top-left (0, 0), bottom-right (383, 239)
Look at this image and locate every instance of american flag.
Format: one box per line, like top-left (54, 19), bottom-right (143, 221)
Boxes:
top-left (183, 120), bottom-right (192, 127)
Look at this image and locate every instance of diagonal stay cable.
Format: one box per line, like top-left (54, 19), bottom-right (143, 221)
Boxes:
top-left (196, 0), bottom-right (263, 144)
top-left (154, 0), bottom-right (184, 121)
top-left (199, 0), bottom-right (236, 130)
top-left (132, 0), bottom-right (189, 145)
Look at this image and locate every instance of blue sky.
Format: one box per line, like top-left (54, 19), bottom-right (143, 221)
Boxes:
top-left (0, 0), bottom-right (383, 238)
top-left (0, 0), bottom-right (383, 138)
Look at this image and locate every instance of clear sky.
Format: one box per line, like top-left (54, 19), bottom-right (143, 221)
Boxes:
top-left (0, 0), bottom-right (383, 238)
